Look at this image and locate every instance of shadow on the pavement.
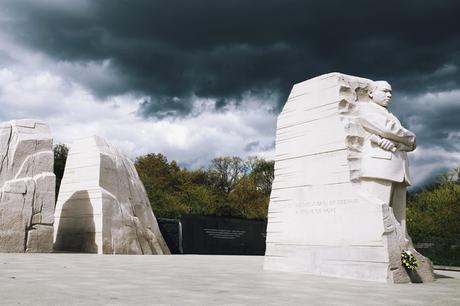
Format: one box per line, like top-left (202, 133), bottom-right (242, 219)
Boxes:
top-left (434, 273), bottom-right (454, 279)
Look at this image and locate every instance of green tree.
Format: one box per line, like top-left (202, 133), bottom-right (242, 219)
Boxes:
top-left (407, 166), bottom-right (460, 265)
top-left (249, 157), bottom-right (274, 196)
top-left (135, 154), bottom-right (184, 218)
top-left (174, 167), bottom-right (217, 215)
top-left (53, 143), bottom-right (69, 197)
top-left (209, 156), bottom-right (248, 194)
top-left (227, 175), bottom-right (269, 220)
top-left (135, 153), bottom-right (275, 220)
top-left (135, 153), bottom-right (181, 191)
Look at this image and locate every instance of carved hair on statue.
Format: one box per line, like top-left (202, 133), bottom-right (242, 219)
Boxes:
top-left (368, 80), bottom-right (390, 98)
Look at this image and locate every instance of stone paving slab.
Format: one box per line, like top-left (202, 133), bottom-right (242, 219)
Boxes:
top-left (0, 254), bottom-right (459, 305)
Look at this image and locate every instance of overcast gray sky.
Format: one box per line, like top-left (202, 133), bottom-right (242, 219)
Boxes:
top-left (0, 0), bottom-right (459, 187)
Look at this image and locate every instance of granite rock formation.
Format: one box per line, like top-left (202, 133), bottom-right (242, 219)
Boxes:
top-left (54, 136), bottom-right (170, 254)
top-left (264, 73), bottom-right (434, 283)
top-left (0, 119), bottom-right (55, 252)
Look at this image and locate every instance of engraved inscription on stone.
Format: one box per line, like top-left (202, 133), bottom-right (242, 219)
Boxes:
top-left (293, 198), bottom-right (359, 215)
top-left (204, 228), bottom-right (246, 240)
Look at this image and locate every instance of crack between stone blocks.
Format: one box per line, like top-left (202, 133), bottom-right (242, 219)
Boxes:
top-left (37, 222), bottom-right (53, 226)
top-left (23, 179), bottom-right (37, 251)
top-left (31, 180), bottom-right (37, 215)
top-left (32, 140), bottom-right (38, 177)
top-left (23, 223), bottom-right (35, 253)
top-left (33, 177), bottom-right (43, 218)
top-left (0, 125), bottom-right (12, 176)
top-left (21, 195), bottom-right (28, 252)
top-left (132, 218), bottom-right (145, 255)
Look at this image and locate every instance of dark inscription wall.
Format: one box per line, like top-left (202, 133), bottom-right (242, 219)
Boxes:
top-left (157, 215), bottom-right (267, 255)
top-left (180, 215), bottom-right (267, 255)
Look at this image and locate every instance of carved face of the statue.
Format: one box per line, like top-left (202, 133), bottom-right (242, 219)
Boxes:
top-left (370, 81), bottom-right (392, 108)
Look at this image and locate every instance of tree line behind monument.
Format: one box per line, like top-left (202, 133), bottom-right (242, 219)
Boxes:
top-left (53, 144), bottom-right (460, 265)
top-left (407, 167), bottom-right (460, 266)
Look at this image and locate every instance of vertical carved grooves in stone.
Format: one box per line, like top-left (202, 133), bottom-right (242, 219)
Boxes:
top-left (337, 78), bottom-right (369, 182)
top-left (115, 156), bottom-right (145, 254)
top-left (133, 218), bottom-right (145, 255)
top-left (120, 154), bottom-right (162, 254)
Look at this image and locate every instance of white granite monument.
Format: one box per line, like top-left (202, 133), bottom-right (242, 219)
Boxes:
top-left (264, 73), bottom-right (434, 283)
top-left (54, 136), bottom-right (170, 254)
top-left (0, 119), bottom-right (55, 252)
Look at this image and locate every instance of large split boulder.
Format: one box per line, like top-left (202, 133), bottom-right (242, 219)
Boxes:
top-left (54, 136), bottom-right (170, 254)
top-left (0, 119), bottom-right (55, 252)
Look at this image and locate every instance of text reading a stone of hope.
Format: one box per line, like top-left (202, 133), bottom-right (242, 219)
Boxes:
top-left (293, 198), bottom-right (359, 215)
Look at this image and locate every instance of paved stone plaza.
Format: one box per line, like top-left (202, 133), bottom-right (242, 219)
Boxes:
top-left (0, 254), bottom-right (459, 305)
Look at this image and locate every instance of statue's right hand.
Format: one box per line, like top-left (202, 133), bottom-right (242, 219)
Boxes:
top-left (378, 138), bottom-right (397, 152)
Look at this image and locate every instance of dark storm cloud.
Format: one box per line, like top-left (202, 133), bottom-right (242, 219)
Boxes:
top-left (3, 0), bottom-right (460, 110)
top-left (394, 90), bottom-right (460, 151)
top-left (1, 0), bottom-right (460, 167)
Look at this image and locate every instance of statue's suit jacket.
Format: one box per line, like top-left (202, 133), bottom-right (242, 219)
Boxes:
top-left (358, 102), bottom-right (416, 185)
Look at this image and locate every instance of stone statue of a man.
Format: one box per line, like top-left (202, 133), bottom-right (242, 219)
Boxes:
top-left (358, 81), bottom-right (416, 240)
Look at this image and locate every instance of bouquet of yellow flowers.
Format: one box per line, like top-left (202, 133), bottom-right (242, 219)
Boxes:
top-left (401, 250), bottom-right (418, 271)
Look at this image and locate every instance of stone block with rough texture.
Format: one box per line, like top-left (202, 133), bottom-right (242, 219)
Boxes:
top-left (264, 73), bottom-right (434, 283)
top-left (54, 136), bottom-right (170, 254)
top-left (0, 119), bottom-right (55, 252)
